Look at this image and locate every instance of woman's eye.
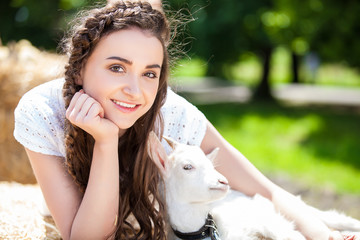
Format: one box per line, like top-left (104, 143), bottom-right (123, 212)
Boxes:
top-left (183, 164), bottom-right (193, 170)
top-left (144, 72), bottom-right (157, 79)
top-left (109, 65), bottom-right (124, 73)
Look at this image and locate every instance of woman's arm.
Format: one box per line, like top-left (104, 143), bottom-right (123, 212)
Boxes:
top-left (25, 150), bottom-right (82, 238)
top-left (200, 120), bottom-right (341, 240)
top-left (26, 136), bottom-right (119, 240)
top-left (26, 91), bottom-right (120, 239)
top-left (69, 137), bottom-right (119, 239)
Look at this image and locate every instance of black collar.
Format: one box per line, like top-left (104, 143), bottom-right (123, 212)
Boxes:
top-left (172, 213), bottom-right (221, 240)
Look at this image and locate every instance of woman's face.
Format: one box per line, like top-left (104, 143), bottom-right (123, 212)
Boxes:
top-left (80, 28), bottom-right (164, 134)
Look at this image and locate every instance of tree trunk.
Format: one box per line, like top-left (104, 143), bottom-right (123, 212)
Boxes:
top-left (291, 51), bottom-right (299, 84)
top-left (253, 47), bottom-right (273, 101)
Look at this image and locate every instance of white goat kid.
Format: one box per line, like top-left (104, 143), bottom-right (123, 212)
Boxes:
top-left (147, 132), bottom-right (360, 240)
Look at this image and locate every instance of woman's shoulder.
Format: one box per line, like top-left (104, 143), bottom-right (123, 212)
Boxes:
top-left (14, 78), bottom-right (66, 157)
top-left (20, 78), bottom-right (65, 105)
top-left (17, 78), bottom-right (65, 120)
top-left (161, 88), bottom-right (207, 149)
top-left (163, 87), bottom-right (192, 106)
top-left (161, 88), bottom-right (194, 117)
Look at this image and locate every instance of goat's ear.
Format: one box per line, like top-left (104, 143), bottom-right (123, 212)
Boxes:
top-left (148, 131), bottom-right (168, 177)
top-left (162, 135), bottom-right (178, 151)
top-left (206, 147), bottom-right (219, 163)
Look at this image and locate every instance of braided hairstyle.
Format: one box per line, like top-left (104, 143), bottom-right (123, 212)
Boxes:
top-left (62, 1), bottom-right (170, 239)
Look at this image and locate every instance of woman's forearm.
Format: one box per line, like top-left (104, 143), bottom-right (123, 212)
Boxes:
top-left (70, 138), bottom-right (119, 239)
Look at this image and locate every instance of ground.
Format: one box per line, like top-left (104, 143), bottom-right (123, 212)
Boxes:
top-left (0, 177), bottom-right (359, 239)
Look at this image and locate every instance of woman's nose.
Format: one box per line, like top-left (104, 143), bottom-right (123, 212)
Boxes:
top-left (122, 74), bottom-right (141, 97)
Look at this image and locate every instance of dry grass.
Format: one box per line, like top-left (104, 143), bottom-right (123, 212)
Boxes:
top-left (0, 40), bottom-right (66, 238)
top-left (0, 40), bottom-right (67, 183)
top-left (0, 181), bottom-right (61, 239)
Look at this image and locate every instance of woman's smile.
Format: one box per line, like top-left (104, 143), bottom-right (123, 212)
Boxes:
top-left (111, 99), bottom-right (140, 113)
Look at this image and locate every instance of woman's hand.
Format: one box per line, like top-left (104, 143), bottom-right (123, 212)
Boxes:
top-left (342, 233), bottom-right (360, 240)
top-left (66, 90), bottom-right (119, 142)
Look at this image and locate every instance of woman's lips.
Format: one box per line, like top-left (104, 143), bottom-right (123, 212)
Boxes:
top-left (111, 99), bottom-right (140, 113)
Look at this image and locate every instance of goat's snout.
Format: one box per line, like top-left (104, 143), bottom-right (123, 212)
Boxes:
top-left (218, 178), bottom-right (229, 186)
top-left (210, 177), bottom-right (229, 193)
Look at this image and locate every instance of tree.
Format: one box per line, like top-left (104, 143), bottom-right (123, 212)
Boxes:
top-left (310, 0), bottom-right (360, 68)
top-left (269, 0), bottom-right (360, 84)
top-left (0, 0), bottom-right (99, 50)
top-left (168, 0), bottom-right (276, 100)
top-left (169, 0), bottom-right (360, 100)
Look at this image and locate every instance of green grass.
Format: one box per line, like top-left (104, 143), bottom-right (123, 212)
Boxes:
top-left (196, 102), bottom-right (360, 194)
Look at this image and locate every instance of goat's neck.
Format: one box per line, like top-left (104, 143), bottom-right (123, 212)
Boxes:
top-left (167, 195), bottom-right (211, 233)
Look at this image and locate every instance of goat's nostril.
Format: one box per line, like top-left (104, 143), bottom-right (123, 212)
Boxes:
top-left (218, 179), bottom-right (228, 185)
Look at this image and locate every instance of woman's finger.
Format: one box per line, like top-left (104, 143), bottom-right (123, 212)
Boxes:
top-left (76, 97), bottom-right (96, 121)
top-left (66, 91), bottom-right (82, 118)
top-left (67, 93), bottom-right (90, 121)
top-left (86, 101), bottom-right (104, 120)
top-left (343, 233), bottom-right (359, 240)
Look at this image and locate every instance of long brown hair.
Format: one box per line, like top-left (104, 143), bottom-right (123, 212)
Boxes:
top-left (62, 1), bottom-right (170, 239)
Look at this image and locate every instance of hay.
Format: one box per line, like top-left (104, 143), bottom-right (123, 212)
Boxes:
top-left (0, 40), bottom-right (67, 183)
top-left (0, 181), bottom-right (61, 239)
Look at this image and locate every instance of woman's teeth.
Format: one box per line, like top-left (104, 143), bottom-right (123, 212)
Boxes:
top-left (112, 99), bottom-right (136, 108)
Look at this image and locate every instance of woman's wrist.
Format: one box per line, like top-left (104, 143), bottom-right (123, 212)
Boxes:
top-left (94, 135), bottom-right (119, 150)
top-left (329, 230), bottom-right (345, 240)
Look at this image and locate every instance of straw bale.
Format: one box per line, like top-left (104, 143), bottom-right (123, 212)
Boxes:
top-left (0, 40), bottom-right (67, 183)
top-left (0, 181), bottom-right (61, 239)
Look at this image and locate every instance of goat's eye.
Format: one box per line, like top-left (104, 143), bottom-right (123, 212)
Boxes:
top-left (183, 164), bottom-right (193, 170)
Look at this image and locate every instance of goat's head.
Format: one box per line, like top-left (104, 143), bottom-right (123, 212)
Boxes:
top-left (148, 132), bottom-right (229, 204)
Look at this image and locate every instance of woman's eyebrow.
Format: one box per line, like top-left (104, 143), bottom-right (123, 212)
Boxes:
top-left (106, 56), bottom-right (161, 69)
top-left (106, 56), bottom-right (132, 64)
top-left (146, 64), bottom-right (161, 69)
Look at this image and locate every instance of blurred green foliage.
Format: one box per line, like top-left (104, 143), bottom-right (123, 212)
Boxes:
top-left (172, 47), bottom-right (360, 88)
top-left (1, 0), bottom-right (359, 95)
top-left (0, 0), bottom-right (99, 50)
top-left (2, 0), bottom-right (359, 64)
top-left (167, 0), bottom-right (360, 78)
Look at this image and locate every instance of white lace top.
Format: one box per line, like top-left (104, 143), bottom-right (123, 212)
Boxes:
top-left (14, 78), bottom-right (207, 157)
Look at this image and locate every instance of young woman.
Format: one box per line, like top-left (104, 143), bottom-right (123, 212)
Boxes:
top-left (13, 1), bottom-right (355, 239)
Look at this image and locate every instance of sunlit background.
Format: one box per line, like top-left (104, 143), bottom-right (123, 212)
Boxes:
top-left (0, 0), bottom-right (359, 224)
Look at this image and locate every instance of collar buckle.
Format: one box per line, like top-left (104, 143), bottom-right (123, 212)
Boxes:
top-left (172, 213), bottom-right (221, 240)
